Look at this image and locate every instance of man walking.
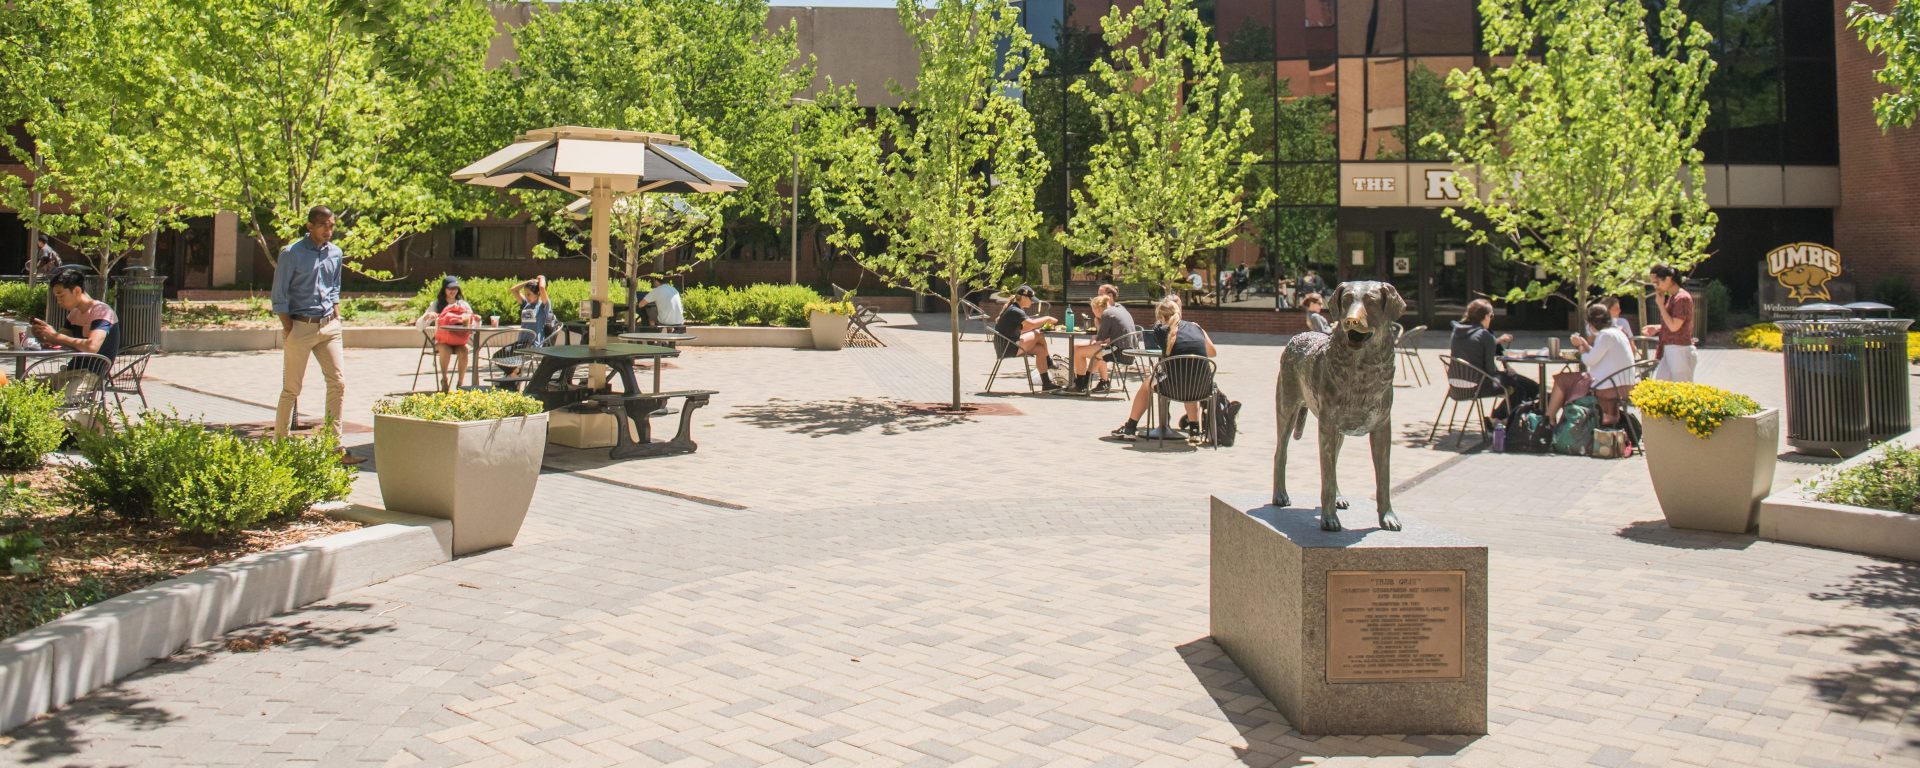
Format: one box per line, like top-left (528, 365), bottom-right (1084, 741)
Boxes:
top-left (272, 206), bottom-right (356, 462)
top-left (1641, 263), bottom-right (1696, 382)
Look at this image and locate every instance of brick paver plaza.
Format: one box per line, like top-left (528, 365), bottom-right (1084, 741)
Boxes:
top-left (3, 316), bottom-right (1916, 767)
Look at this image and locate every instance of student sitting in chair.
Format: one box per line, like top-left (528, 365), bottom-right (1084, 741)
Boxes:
top-left (993, 285), bottom-right (1061, 392)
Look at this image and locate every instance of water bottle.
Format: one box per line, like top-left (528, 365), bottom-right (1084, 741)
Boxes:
top-left (1065, 310), bottom-right (1075, 333)
top-left (1491, 422), bottom-right (1507, 452)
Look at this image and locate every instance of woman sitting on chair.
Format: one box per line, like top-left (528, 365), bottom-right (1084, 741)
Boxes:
top-left (1108, 296), bottom-right (1219, 440)
top-left (1546, 303), bottom-right (1637, 427)
top-left (420, 275), bottom-right (474, 392)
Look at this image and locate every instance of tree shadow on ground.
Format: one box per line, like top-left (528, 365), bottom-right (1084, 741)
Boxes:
top-left (1612, 519), bottom-right (1758, 550)
top-left (2, 602), bottom-right (395, 764)
top-left (1176, 638), bottom-right (1478, 766)
top-left (1795, 562), bottom-right (1920, 745)
top-left (725, 397), bottom-right (974, 438)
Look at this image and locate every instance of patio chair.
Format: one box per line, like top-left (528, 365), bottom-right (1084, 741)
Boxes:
top-left (103, 343), bottom-right (156, 416)
top-left (1150, 354), bottom-right (1219, 449)
top-left (961, 298), bottom-right (995, 342)
top-left (983, 324), bottom-right (1041, 394)
top-left (1099, 328), bottom-right (1153, 399)
top-left (1394, 324), bottom-right (1430, 386)
top-left (1592, 357), bottom-right (1658, 447)
top-left (409, 320), bottom-right (440, 391)
top-left (24, 352), bottom-right (110, 422)
top-left (833, 284), bottom-right (888, 347)
top-left (1428, 354), bottom-right (1506, 446)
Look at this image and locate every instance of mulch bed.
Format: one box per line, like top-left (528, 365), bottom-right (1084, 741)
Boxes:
top-left (0, 466), bottom-right (360, 639)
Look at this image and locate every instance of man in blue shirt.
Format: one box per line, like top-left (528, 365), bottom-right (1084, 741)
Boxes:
top-left (271, 206), bottom-right (351, 455)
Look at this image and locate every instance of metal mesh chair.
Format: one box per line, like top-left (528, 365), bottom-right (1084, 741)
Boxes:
top-left (984, 323), bottom-right (1039, 393)
top-left (409, 321), bottom-right (439, 391)
top-left (1151, 354), bottom-right (1219, 448)
top-left (1592, 357), bottom-right (1658, 446)
top-left (24, 352), bottom-right (110, 420)
top-left (1098, 328), bottom-right (1152, 398)
top-left (104, 343), bottom-right (156, 415)
top-left (1429, 354), bottom-right (1506, 446)
top-left (1395, 324), bottom-right (1430, 386)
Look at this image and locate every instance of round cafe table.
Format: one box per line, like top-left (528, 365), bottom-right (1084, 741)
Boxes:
top-left (1501, 350), bottom-right (1583, 398)
top-left (0, 347), bottom-right (74, 380)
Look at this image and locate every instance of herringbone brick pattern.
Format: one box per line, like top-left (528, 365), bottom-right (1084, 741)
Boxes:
top-left (4, 317), bottom-right (1914, 766)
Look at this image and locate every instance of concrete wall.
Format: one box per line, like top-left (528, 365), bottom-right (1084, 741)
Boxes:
top-left (1834, 0), bottom-right (1920, 292)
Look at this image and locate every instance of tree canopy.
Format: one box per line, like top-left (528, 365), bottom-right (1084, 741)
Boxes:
top-left (1429, 0), bottom-right (1717, 315)
top-left (1848, 0), bottom-right (1920, 129)
top-left (1058, 0), bottom-right (1272, 291)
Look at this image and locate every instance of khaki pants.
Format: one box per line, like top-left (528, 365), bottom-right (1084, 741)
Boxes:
top-left (277, 317), bottom-right (345, 439)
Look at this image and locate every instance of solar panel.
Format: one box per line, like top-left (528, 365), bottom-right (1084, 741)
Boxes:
top-left (653, 144), bottom-right (747, 186)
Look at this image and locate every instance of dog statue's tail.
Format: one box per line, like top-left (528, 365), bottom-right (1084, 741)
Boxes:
top-left (1290, 406), bottom-right (1308, 441)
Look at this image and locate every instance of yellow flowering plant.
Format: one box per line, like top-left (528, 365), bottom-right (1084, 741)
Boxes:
top-left (1736, 322), bottom-right (1919, 363)
top-left (1629, 380), bottom-right (1761, 439)
top-left (374, 390), bottom-right (543, 423)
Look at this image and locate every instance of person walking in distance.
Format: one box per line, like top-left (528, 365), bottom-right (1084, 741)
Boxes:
top-left (271, 205), bottom-right (358, 463)
top-left (1641, 264), bottom-right (1697, 382)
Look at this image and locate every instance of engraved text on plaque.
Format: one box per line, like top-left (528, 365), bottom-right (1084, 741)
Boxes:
top-left (1326, 570), bottom-right (1466, 683)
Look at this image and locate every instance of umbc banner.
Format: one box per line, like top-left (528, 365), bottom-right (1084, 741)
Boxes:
top-left (1759, 242), bottom-right (1855, 317)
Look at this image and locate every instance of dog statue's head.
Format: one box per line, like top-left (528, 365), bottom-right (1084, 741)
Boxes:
top-left (1330, 281), bottom-right (1406, 349)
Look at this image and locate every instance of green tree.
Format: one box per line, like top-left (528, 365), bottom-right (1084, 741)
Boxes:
top-left (813, 0), bottom-right (1049, 410)
top-left (1429, 0), bottom-right (1717, 317)
top-left (158, 0), bottom-right (497, 275)
top-left (1848, 0), bottom-right (1920, 129)
top-left (1383, 63), bottom-right (1465, 161)
top-left (500, 0), bottom-right (811, 281)
top-left (1059, 0), bottom-right (1273, 290)
top-left (0, 0), bottom-right (207, 275)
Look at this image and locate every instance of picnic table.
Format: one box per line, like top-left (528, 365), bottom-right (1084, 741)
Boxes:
top-left (521, 343), bottom-right (714, 459)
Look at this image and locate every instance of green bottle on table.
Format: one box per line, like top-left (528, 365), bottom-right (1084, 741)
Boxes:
top-left (1065, 309), bottom-right (1075, 333)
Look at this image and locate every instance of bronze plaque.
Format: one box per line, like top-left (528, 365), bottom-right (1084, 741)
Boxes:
top-left (1326, 570), bottom-right (1466, 683)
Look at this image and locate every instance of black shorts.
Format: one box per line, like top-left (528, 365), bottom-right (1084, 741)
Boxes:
top-left (1102, 346), bottom-right (1132, 365)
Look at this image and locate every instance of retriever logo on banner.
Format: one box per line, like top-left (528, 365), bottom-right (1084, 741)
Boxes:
top-left (1766, 242), bottom-right (1843, 302)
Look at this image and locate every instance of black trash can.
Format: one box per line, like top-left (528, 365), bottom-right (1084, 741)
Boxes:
top-left (1779, 315), bottom-right (1873, 457)
top-left (115, 273), bottom-right (166, 351)
top-left (1857, 317), bottom-right (1913, 441)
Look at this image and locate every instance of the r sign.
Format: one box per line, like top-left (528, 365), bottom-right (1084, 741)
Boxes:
top-left (1424, 169), bottom-right (1460, 201)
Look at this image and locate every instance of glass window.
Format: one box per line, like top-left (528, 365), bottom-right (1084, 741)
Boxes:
top-left (1700, 74), bottom-right (1728, 163)
top-left (1274, 163), bottom-right (1339, 204)
top-left (1339, 0), bottom-right (1405, 56)
top-left (1229, 62), bottom-right (1278, 161)
top-left (1275, 63), bottom-right (1337, 161)
top-left (1406, 0), bottom-right (1474, 54)
top-left (1266, 207), bottom-right (1338, 290)
top-left (1722, 55), bottom-right (1782, 162)
top-left (1398, 57), bottom-right (1470, 161)
top-left (1337, 57), bottom-right (1414, 161)
top-left (1277, 0), bottom-right (1339, 60)
top-left (1780, 0), bottom-right (1833, 60)
top-left (1205, 0), bottom-right (1278, 62)
top-left (1782, 60), bottom-right (1837, 164)
top-left (1721, 0), bottom-right (1779, 59)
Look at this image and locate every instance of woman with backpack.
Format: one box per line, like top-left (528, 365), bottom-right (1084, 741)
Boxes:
top-left (420, 275), bottom-right (476, 392)
top-left (1109, 296), bottom-right (1237, 442)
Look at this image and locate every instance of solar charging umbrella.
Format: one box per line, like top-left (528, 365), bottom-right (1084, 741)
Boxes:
top-left (452, 127), bottom-right (746, 381)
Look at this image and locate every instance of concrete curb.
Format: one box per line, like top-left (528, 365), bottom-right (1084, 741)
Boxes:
top-left (1758, 433), bottom-right (1920, 562)
top-left (0, 506), bottom-right (450, 733)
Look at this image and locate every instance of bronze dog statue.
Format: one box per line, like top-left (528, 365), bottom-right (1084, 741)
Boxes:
top-left (1273, 281), bottom-right (1406, 531)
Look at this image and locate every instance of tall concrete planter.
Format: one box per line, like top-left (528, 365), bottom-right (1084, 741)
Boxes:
top-left (373, 412), bottom-right (548, 555)
top-left (809, 311), bottom-right (850, 351)
top-left (1642, 409), bottom-right (1779, 533)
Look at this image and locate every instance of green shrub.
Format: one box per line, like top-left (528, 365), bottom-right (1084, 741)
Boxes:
top-left (0, 383), bottom-right (67, 470)
top-left (0, 282), bottom-right (47, 320)
top-left (1809, 442), bottom-right (1920, 515)
top-left (407, 276), bottom-right (630, 325)
top-left (374, 389), bottom-right (543, 422)
top-left (1700, 280), bottom-right (1732, 333)
top-left (0, 529), bottom-right (44, 575)
top-left (683, 284), bottom-right (826, 327)
top-left (1870, 276), bottom-right (1920, 320)
top-left (65, 414), bottom-right (353, 534)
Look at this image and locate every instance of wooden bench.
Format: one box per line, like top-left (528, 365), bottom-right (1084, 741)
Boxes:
top-left (565, 388), bottom-right (717, 459)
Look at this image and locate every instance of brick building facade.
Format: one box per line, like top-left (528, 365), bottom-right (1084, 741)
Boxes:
top-left (1833, 0), bottom-right (1920, 293)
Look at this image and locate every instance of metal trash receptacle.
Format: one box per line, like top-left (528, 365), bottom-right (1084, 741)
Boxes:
top-left (114, 274), bottom-right (166, 350)
top-left (1779, 312), bottom-right (1872, 457)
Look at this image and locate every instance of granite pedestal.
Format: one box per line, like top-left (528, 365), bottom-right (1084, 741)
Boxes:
top-left (1210, 495), bottom-right (1487, 735)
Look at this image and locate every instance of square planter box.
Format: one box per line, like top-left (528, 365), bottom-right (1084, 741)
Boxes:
top-left (809, 312), bottom-right (850, 350)
top-left (374, 412), bottom-right (548, 556)
top-left (1642, 409), bottom-right (1779, 534)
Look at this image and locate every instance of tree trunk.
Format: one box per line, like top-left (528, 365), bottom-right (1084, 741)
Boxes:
top-left (949, 279), bottom-right (963, 411)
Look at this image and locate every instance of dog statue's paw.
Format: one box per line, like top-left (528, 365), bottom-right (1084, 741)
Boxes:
top-left (1319, 512), bottom-right (1343, 532)
top-left (1335, 496), bottom-right (1350, 510)
top-left (1272, 491), bottom-right (1291, 507)
top-left (1378, 509), bottom-right (1402, 532)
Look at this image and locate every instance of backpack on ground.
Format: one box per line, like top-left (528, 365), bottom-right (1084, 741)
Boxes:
top-left (1210, 390), bottom-right (1241, 447)
top-left (1552, 395), bottom-right (1600, 456)
top-left (1504, 399), bottom-right (1551, 454)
